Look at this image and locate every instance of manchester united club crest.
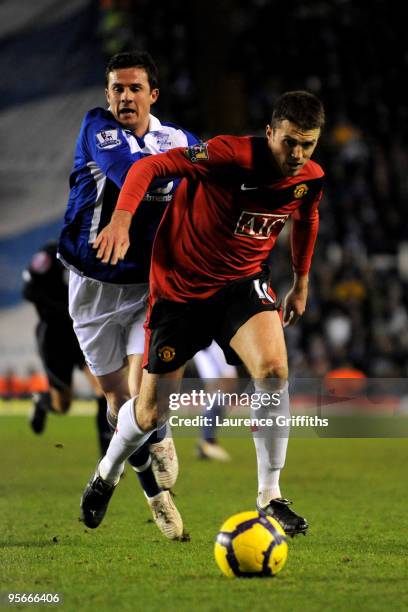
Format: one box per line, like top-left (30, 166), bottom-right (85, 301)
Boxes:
top-left (293, 183), bottom-right (309, 199)
top-left (158, 346), bottom-right (176, 362)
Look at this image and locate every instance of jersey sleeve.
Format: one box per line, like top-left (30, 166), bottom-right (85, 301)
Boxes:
top-left (146, 126), bottom-right (202, 191)
top-left (290, 186), bottom-right (323, 275)
top-left (80, 111), bottom-right (149, 188)
top-left (116, 136), bottom-right (237, 215)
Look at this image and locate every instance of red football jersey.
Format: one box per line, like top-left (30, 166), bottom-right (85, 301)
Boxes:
top-left (116, 135), bottom-right (324, 301)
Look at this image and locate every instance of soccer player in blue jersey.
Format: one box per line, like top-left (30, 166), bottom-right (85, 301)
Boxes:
top-left (58, 51), bottom-right (199, 539)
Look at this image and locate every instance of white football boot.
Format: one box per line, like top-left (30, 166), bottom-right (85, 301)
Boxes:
top-left (146, 490), bottom-right (184, 540)
top-left (149, 426), bottom-right (179, 489)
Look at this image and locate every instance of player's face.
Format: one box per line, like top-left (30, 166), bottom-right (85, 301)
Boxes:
top-left (266, 120), bottom-right (320, 176)
top-left (105, 67), bottom-right (159, 136)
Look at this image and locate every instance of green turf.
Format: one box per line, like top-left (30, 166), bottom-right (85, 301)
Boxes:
top-left (1, 402), bottom-right (407, 611)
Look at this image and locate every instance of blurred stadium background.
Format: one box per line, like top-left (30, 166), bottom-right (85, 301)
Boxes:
top-left (0, 0), bottom-right (407, 398)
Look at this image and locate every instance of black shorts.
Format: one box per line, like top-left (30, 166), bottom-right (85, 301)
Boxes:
top-left (144, 267), bottom-right (281, 374)
top-left (36, 320), bottom-right (85, 391)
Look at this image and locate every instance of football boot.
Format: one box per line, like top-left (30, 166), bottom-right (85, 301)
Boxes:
top-left (256, 497), bottom-right (308, 536)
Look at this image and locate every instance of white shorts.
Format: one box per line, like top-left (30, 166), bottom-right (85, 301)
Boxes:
top-left (68, 271), bottom-right (148, 376)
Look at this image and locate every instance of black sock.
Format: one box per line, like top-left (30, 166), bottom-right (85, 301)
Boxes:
top-left (103, 405), bottom-right (161, 497)
top-left (134, 463), bottom-right (162, 498)
top-left (147, 424), bottom-right (167, 444)
top-left (95, 396), bottom-right (112, 456)
top-left (127, 442), bottom-right (161, 497)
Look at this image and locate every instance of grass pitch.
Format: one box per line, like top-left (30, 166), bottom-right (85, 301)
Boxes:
top-left (1, 401), bottom-right (408, 612)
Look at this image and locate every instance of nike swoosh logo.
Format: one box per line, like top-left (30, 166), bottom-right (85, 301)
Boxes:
top-left (240, 184), bottom-right (258, 191)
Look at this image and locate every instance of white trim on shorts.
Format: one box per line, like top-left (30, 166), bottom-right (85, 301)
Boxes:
top-left (68, 271), bottom-right (148, 376)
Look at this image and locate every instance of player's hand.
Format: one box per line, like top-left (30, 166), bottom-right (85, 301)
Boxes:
top-left (93, 210), bottom-right (132, 265)
top-left (283, 275), bottom-right (309, 327)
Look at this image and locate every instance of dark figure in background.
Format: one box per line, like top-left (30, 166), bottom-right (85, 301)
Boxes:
top-left (22, 241), bottom-right (111, 455)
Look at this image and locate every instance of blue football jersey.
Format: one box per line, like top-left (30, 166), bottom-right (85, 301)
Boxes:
top-left (58, 108), bottom-right (199, 284)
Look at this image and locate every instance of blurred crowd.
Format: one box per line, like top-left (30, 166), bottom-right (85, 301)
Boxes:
top-left (0, 370), bottom-right (48, 399)
top-left (239, 0), bottom-right (408, 378)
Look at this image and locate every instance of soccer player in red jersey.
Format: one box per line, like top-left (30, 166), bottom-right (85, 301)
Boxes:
top-left (82, 91), bottom-right (325, 536)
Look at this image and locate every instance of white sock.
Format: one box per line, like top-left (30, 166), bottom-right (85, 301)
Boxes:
top-left (257, 475), bottom-right (281, 508)
top-left (99, 397), bottom-right (154, 483)
top-left (251, 381), bottom-right (290, 501)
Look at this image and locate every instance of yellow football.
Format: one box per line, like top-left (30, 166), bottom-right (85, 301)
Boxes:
top-left (214, 511), bottom-right (288, 578)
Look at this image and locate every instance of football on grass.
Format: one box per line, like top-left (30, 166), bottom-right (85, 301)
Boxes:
top-left (214, 511), bottom-right (288, 578)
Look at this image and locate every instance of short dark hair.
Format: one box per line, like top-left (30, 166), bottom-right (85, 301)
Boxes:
top-left (271, 91), bottom-right (325, 131)
top-left (105, 50), bottom-right (159, 90)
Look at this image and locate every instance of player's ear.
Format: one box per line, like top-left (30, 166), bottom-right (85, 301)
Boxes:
top-left (266, 125), bottom-right (272, 139)
top-left (150, 88), bottom-right (159, 105)
top-left (105, 88), bottom-right (110, 104)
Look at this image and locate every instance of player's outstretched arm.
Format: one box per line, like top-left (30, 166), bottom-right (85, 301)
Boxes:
top-left (93, 140), bottom-right (234, 265)
top-left (283, 274), bottom-right (309, 327)
top-left (93, 152), bottom-right (179, 265)
top-left (93, 210), bottom-right (132, 265)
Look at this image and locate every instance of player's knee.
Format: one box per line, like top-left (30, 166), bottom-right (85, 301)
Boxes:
top-left (251, 360), bottom-right (288, 387)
